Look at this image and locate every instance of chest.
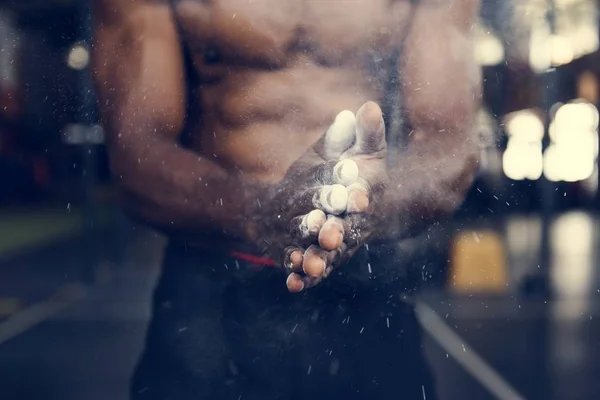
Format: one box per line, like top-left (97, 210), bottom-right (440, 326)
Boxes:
top-left (173, 0), bottom-right (412, 67)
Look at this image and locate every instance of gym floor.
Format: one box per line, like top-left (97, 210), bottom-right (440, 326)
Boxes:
top-left (0, 211), bottom-right (599, 400)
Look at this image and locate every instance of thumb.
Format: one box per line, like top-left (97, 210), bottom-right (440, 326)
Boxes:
top-left (343, 101), bottom-right (386, 157)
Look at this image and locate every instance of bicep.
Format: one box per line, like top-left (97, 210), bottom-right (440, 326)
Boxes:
top-left (400, 0), bottom-right (481, 138)
top-left (92, 0), bottom-right (186, 143)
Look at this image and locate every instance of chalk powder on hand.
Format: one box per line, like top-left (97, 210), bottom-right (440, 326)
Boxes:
top-left (334, 159), bottom-right (359, 186)
top-left (302, 209), bottom-right (326, 237)
top-left (326, 184), bottom-right (348, 215)
top-left (325, 110), bottom-right (356, 158)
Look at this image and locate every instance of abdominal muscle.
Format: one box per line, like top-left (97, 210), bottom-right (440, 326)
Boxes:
top-left (188, 60), bottom-right (382, 183)
top-left (176, 58), bottom-right (385, 253)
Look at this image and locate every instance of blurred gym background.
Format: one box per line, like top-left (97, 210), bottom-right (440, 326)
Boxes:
top-left (1, 0), bottom-right (599, 399)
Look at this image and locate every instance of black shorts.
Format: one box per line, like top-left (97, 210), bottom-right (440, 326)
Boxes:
top-left (131, 242), bottom-right (437, 400)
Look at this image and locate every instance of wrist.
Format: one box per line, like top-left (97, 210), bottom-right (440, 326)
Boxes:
top-left (234, 177), bottom-right (275, 246)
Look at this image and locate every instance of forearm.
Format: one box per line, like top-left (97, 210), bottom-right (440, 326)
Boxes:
top-left (110, 134), bottom-right (253, 240)
top-left (387, 129), bottom-right (479, 238)
top-left (91, 1), bottom-right (245, 240)
top-left (390, 0), bottom-right (481, 238)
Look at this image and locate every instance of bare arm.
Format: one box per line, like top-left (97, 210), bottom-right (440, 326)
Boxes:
top-left (92, 0), bottom-right (356, 263)
top-left (92, 0), bottom-right (250, 239)
top-left (390, 0), bottom-right (481, 235)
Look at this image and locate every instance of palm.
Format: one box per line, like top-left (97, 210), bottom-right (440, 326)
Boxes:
top-left (283, 101), bottom-right (391, 292)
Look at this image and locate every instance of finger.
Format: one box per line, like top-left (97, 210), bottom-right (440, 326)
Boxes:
top-left (287, 184), bottom-right (346, 217)
top-left (302, 244), bottom-right (338, 278)
top-left (346, 181), bottom-right (370, 213)
top-left (316, 214), bottom-right (366, 251)
top-left (333, 159), bottom-right (359, 186)
top-left (302, 245), bottom-right (327, 278)
top-left (283, 246), bottom-right (305, 272)
top-left (300, 243), bottom-right (348, 290)
top-left (286, 273), bottom-right (305, 293)
top-left (324, 110), bottom-right (357, 160)
top-left (299, 243), bottom-right (356, 290)
top-left (318, 215), bottom-right (346, 251)
top-left (287, 273), bottom-right (319, 293)
top-left (291, 209), bottom-right (327, 240)
top-left (344, 101), bottom-right (386, 156)
top-left (312, 184), bottom-right (348, 215)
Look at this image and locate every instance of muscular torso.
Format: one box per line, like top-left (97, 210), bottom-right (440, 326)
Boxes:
top-left (171, 0), bottom-right (413, 182)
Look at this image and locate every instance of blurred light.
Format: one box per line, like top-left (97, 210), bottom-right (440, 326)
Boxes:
top-left (503, 140), bottom-right (543, 181)
top-left (529, 32), bottom-right (574, 71)
top-left (550, 35), bottom-right (574, 66)
top-left (502, 110), bottom-right (544, 180)
top-left (449, 231), bottom-right (508, 294)
top-left (527, 0), bottom-right (599, 72)
top-left (550, 212), bottom-right (594, 309)
top-left (551, 211), bottom-right (593, 263)
top-left (557, 0), bottom-right (600, 59)
top-left (551, 102), bottom-right (599, 142)
top-left (505, 110), bottom-right (544, 141)
top-left (507, 0), bottom-right (599, 72)
top-left (474, 22), bottom-right (505, 66)
top-left (543, 143), bottom-right (595, 182)
top-left (505, 216), bottom-right (542, 285)
top-left (67, 44), bottom-right (90, 70)
top-left (544, 101), bottom-right (599, 182)
top-left (568, 25), bottom-right (599, 58)
top-left (505, 216), bottom-right (542, 258)
top-left (529, 23), bottom-right (551, 73)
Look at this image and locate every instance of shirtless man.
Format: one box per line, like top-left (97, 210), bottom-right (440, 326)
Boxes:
top-left (92, 0), bottom-right (481, 398)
